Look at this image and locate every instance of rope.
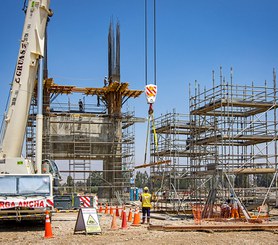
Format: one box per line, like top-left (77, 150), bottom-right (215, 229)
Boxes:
top-left (144, 115), bottom-right (150, 164)
top-left (144, 107), bottom-right (158, 164)
top-left (151, 114), bottom-right (158, 151)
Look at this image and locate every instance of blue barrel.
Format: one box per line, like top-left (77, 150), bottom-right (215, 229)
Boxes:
top-left (135, 188), bottom-right (139, 201)
top-left (130, 188), bottom-right (134, 201)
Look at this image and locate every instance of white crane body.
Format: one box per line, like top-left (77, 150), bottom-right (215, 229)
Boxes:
top-left (0, 0), bottom-right (49, 162)
top-left (0, 0), bottom-right (58, 221)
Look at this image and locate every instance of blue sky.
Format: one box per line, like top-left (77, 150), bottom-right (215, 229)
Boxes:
top-left (1, 0), bottom-right (278, 166)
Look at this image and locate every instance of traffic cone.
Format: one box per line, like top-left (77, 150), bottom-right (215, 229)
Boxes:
top-left (110, 206), bottom-right (114, 216)
top-left (98, 203), bottom-right (103, 213)
top-left (131, 207), bottom-right (141, 226)
top-left (121, 209), bottom-right (128, 229)
top-left (128, 208), bottom-right (133, 222)
top-left (116, 206), bottom-right (120, 217)
top-left (111, 212), bottom-right (118, 230)
top-left (44, 210), bottom-right (53, 238)
top-left (120, 205), bottom-right (125, 220)
top-left (105, 204), bottom-right (109, 214)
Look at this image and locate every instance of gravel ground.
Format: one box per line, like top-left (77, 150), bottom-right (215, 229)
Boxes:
top-left (0, 212), bottom-right (278, 245)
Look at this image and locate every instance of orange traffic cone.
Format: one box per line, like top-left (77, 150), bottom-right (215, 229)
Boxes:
top-left (111, 212), bottom-right (118, 230)
top-left (110, 206), bottom-right (114, 216)
top-left (127, 208), bottom-right (133, 222)
top-left (105, 204), bottom-right (109, 214)
top-left (44, 210), bottom-right (53, 238)
top-left (116, 206), bottom-right (120, 217)
top-left (131, 207), bottom-right (141, 226)
top-left (121, 209), bottom-right (128, 229)
top-left (98, 203), bottom-right (103, 213)
top-left (120, 205), bottom-right (125, 220)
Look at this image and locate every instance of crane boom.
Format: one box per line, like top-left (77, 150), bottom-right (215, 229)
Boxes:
top-left (0, 1), bottom-right (62, 221)
top-left (0, 0), bottom-right (50, 160)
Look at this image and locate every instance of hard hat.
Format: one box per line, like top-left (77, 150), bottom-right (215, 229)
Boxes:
top-left (144, 187), bottom-right (149, 191)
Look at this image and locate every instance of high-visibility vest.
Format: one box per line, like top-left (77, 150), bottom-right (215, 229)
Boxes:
top-left (141, 193), bottom-right (152, 208)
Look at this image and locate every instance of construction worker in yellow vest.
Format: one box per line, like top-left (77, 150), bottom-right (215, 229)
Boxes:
top-left (140, 186), bottom-right (152, 224)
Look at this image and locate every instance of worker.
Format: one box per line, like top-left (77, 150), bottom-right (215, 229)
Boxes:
top-left (78, 99), bottom-right (84, 112)
top-left (185, 135), bottom-right (191, 150)
top-left (230, 195), bottom-right (240, 219)
top-left (220, 200), bottom-right (231, 218)
top-left (104, 76), bottom-right (108, 86)
top-left (140, 186), bottom-right (152, 224)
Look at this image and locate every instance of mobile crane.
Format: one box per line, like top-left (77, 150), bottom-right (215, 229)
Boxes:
top-left (0, 0), bottom-right (60, 221)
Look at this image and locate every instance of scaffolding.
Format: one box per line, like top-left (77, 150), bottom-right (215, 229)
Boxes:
top-left (189, 70), bottom-right (278, 212)
top-left (25, 79), bottom-right (143, 201)
top-left (122, 110), bottom-right (136, 173)
top-left (149, 111), bottom-right (192, 211)
top-left (151, 69), bottom-right (278, 213)
top-left (23, 20), bottom-right (145, 202)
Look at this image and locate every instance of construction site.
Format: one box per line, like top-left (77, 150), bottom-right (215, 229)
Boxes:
top-left (26, 62), bottom-right (278, 217)
top-left (2, 0), bottom-right (277, 218)
top-left (1, 0), bottom-right (278, 244)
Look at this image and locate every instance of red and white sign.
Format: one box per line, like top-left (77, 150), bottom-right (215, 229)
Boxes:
top-left (46, 198), bottom-right (54, 208)
top-left (0, 197), bottom-right (51, 209)
top-left (145, 84), bottom-right (157, 104)
top-left (79, 196), bottom-right (91, 208)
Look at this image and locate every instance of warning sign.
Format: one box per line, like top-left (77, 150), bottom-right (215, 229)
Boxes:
top-left (74, 208), bottom-right (101, 234)
top-left (87, 215), bottom-right (97, 225)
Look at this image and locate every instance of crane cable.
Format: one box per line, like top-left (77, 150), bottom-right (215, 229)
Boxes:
top-left (145, 0), bottom-right (148, 86)
top-left (144, 0), bottom-right (157, 86)
top-left (154, 0), bottom-right (157, 86)
top-left (144, 0), bottom-right (158, 164)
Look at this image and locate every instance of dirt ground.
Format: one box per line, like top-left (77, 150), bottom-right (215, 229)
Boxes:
top-left (1, 211), bottom-right (278, 245)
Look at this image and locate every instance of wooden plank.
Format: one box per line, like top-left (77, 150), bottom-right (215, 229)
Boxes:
top-left (195, 134), bottom-right (275, 146)
top-left (44, 81), bottom-right (143, 98)
top-left (148, 224), bottom-right (278, 232)
top-left (191, 99), bottom-right (276, 116)
top-left (194, 168), bottom-right (276, 176)
top-left (151, 149), bottom-right (210, 157)
top-left (134, 160), bottom-right (171, 169)
top-left (230, 168), bottom-right (276, 174)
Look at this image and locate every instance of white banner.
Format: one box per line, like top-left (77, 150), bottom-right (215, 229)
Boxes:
top-left (0, 197), bottom-right (52, 209)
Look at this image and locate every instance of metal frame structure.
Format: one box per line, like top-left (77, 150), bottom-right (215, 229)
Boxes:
top-left (26, 97), bottom-right (139, 200)
top-left (150, 69), bottom-right (278, 213)
top-left (150, 111), bottom-right (190, 191)
top-left (189, 70), bottom-right (278, 212)
top-left (25, 77), bottom-right (143, 201)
